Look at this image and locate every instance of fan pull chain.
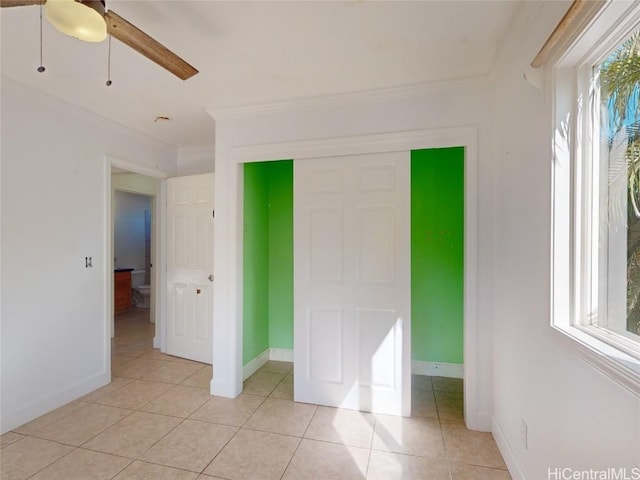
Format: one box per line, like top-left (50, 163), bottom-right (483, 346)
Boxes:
top-left (37, 5), bottom-right (45, 73)
top-left (106, 35), bottom-right (112, 86)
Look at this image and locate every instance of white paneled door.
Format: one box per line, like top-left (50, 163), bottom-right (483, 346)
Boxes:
top-left (167, 173), bottom-right (214, 364)
top-left (294, 152), bottom-right (411, 416)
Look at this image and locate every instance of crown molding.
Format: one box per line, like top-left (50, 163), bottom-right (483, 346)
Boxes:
top-left (231, 126), bottom-right (477, 164)
top-left (207, 75), bottom-right (494, 121)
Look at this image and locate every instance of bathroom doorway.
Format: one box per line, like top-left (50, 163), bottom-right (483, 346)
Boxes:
top-left (114, 191), bottom-right (152, 307)
top-left (110, 165), bottom-right (160, 342)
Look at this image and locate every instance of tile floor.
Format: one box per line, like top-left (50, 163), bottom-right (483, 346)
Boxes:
top-left (1, 308), bottom-right (511, 480)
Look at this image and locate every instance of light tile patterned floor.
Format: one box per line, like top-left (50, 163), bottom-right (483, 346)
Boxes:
top-left (0, 309), bottom-right (511, 480)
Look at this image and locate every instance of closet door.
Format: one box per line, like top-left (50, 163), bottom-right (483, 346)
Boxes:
top-left (294, 151), bottom-right (411, 416)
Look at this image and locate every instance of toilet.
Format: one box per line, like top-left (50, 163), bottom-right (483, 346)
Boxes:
top-left (132, 270), bottom-right (151, 309)
top-left (136, 285), bottom-right (151, 308)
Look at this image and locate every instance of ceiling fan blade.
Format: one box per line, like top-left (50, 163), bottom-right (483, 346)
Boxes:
top-left (104, 10), bottom-right (198, 81)
top-left (0, 0), bottom-right (44, 7)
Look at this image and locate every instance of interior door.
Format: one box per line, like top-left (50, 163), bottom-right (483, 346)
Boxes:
top-left (166, 173), bottom-right (214, 363)
top-left (294, 151), bottom-right (411, 416)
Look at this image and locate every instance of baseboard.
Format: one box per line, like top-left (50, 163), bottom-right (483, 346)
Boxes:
top-left (492, 415), bottom-right (525, 480)
top-left (242, 349), bottom-right (271, 381)
top-left (411, 360), bottom-right (463, 378)
top-left (0, 371), bottom-right (109, 434)
top-left (270, 348), bottom-right (293, 362)
top-left (242, 352), bottom-right (461, 381)
top-left (242, 348), bottom-right (295, 380)
top-left (210, 378), bottom-right (241, 398)
top-left (153, 336), bottom-right (160, 349)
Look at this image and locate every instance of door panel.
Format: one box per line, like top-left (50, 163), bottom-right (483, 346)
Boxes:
top-left (167, 173), bottom-right (214, 364)
top-left (358, 207), bottom-right (396, 284)
top-left (308, 208), bottom-right (343, 283)
top-left (307, 307), bottom-right (343, 383)
top-left (294, 152), bottom-right (410, 416)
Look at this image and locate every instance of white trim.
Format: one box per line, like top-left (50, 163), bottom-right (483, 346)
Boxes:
top-left (492, 415), bottom-right (525, 480)
top-left (103, 158), bottom-right (113, 373)
top-left (242, 348), bottom-right (295, 380)
top-left (156, 179), bottom-right (168, 353)
top-left (232, 127), bottom-right (477, 164)
top-left (208, 77), bottom-right (493, 120)
top-left (108, 156), bottom-right (170, 180)
top-left (411, 361), bottom-right (463, 379)
top-left (555, 1), bottom-right (640, 69)
top-left (270, 348), bottom-right (294, 362)
top-left (242, 349), bottom-right (270, 381)
top-left (211, 125), bottom-right (484, 429)
top-left (549, 326), bottom-right (640, 398)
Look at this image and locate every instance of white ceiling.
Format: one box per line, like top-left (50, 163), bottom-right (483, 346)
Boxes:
top-left (1, 1), bottom-right (522, 148)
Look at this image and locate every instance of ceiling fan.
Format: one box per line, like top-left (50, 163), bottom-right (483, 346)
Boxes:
top-left (0, 0), bottom-right (198, 80)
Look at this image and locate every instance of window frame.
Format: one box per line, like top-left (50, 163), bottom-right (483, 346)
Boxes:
top-left (550, 0), bottom-right (640, 398)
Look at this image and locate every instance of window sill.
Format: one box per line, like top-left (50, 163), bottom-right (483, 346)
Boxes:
top-left (549, 324), bottom-right (640, 399)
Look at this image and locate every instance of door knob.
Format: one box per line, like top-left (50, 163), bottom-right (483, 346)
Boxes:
top-left (208, 274), bottom-right (214, 282)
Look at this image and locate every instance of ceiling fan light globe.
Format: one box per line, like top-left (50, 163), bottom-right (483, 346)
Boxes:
top-left (45, 0), bottom-right (107, 43)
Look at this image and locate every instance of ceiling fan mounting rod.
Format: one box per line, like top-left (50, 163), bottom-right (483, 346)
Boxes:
top-left (37, 3), bottom-right (45, 72)
top-left (78, 0), bottom-right (104, 17)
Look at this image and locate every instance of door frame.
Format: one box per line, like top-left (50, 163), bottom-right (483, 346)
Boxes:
top-left (212, 127), bottom-right (486, 430)
top-left (105, 156), bottom-right (170, 362)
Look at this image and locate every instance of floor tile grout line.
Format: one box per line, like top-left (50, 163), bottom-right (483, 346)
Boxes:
top-left (278, 432), bottom-right (304, 480)
top-left (107, 457), bottom-right (136, 480)
top-left (363, 440), bottom-right (374, 479)
top-left (231, 394), bottom-right (268, 429)
top-left (45, 405), bottom-right (139, 449)
top-left (79, 392), bottom-right (190, 460)
top-left (22, 444), bottom-right (79, 480)
top-left (300, 403), bottom-right (319, 440)
top-left (197, 422), bottom-right (243, 476)
top-left (112, 456), bottom-right (212, 476)
top-left (431, 377), bottom-right (453, 471)
top-left (11, 400), bottom-right (90, 437)
top-left (238, 425), bottom-right (311, 441)
top-left (83, 377), bottom-right (136, 403)
top-left (131, 415), bottom-right (188, 465)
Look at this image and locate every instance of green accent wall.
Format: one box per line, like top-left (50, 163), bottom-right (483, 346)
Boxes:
top-left (243, 162), bottom-right (270, 364)
top-left (243, 149), bottom-right (464, 367)
top-left (411, 147), bottom-right (465, 364)
top-left (267, 161), bottom-right (294, 349)
top-left (243, 160), bottom-right (293, 365)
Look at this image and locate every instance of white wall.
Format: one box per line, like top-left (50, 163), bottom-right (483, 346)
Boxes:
top-left (490, 2), bottom-right (640, 477)
top-left (177, 145), bottom-right (215, 175)
top-left (0, 78), bottom-right (177, 433)
top-left (114, 191), bottom-right (151, 271)
top-left (210, 78), bottom-right (498, 429)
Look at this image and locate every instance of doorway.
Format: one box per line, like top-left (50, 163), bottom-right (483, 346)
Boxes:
top-left (106, 156), bottom-right (169, 360)
top-left (114, 190), bottom-right (153, 303)
top-left (213, 126), bottom-right (483, 429)
top-left (240, 147), bottom-right (464, 417)
top-left (111, 168), bottom-right (158, 341)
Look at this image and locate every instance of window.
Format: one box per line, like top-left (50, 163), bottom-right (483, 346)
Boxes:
top-left (596, 31), bottom-right (640, 343)
top-left (551, 2), bottom-right (640, 396)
